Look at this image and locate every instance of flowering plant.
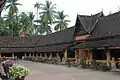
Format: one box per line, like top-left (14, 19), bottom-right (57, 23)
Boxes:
top-left (9, 64), bottom-right (30, 79)
top-left (2, 60), bottom-right (17, 67)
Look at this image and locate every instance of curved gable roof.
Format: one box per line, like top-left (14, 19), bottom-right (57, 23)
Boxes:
top-left (90, 11), bottom-right (120, 38)
top-left (78, 12), bottom-right (104, 33)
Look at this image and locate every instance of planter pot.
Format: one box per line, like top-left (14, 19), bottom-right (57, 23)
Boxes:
top-left (15, 76), bottom-right (25, 80)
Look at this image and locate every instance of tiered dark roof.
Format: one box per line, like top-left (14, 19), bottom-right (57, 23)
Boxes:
top-left (90, 12), bottom-right (120, 38)
top-left (33, 27), bottom-right (75, 52)
top-left (0, 36), bottom-right (38, 48)
top-left (73, 11), bottom-right (120, 49)
top-left (35, 26), bottom-right (75, 46)
top-left (1, 11), bottom-right (120, 52)
top-left (72, 37), bottom-right (120, 49)
top-left (0, 27), bottom-right (75, 53)
top-left (74, 12), bottom-right (104, 36)
top-left (34, 43), bottom-right (73, 52)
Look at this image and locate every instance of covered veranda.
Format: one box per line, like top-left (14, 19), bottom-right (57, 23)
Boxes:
top-left (72, 37), bottom-right (120, 66)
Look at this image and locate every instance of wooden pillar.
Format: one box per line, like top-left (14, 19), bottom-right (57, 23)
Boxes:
top-left (106, 50), bottom-right (111, 66)
top-left (40, 53), bottom-right (42, 57)
top-left (78, 49), bottom-right (83, 59)
top-left (50, 53), bottom-right (52, 57)
top-left (48, 53), bottom-right (52, 59)
top-left (88, 49), bottom-right (92, 64)
top-left (57, 52), bottom-right (60, 62)
top-left (33, 53), bottom-right (35, 57)
top-left (36, 53), bottom-right (38, 57)
top-left (64, 49), bottom-right (67, 60)
top-left (56, 53), bottom-right (59, 58)
top-left (29, 53), bottom-right (31, 57)
top-left (0, 53), bottom-right (1, 57)
top-left (24, 53), bottom-right (27, 57)
top-left (75, 50), bottom-right (78, 59)
top-left (45, 53), bottom-right (47, 58)
top-left (12, 53), bottom-right (14, 58)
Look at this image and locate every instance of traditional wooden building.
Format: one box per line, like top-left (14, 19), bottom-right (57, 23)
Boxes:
top-left (0, 27), bottom-right (75, 61)
top-left (73, 11), bottom-right (120, 65)
top-left (0, 0), bottom-right (120, 64)
top-left (72, 12), bottom-right (104, 59)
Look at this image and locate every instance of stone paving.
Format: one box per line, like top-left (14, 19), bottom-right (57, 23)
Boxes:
top-left (16, 61), bottom-right (120, 80)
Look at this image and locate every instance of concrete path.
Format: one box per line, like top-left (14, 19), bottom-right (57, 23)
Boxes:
top-left (17, 61), bottom-right (120, 80)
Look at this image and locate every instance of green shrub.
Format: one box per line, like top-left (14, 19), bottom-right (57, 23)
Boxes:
top-left (0, 58), bottom-right (2, 63)
top-left (79, 59), bottom-right (86, 68)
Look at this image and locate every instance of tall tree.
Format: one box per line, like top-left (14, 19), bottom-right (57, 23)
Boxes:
top-left (4, 0), bottom-right (22, 36)
top-left (40, 0), bottom-right (56, 24)
top-left (4, 13), bottom-right (20, 36)
top-left (0, 0), bottom-right (6, 17)
top-left (0, 18), bottom-right (11, 36)
top-left (34, 2), bottom-right (41, 24)
top-left (19, 12), bottom-right (35, 36)
top-left (5, 0), bottom-right (22, 15)
top-left (34, 18), bottom-right (52, 35)
top-left (54, 11), bottom-right (70, 31)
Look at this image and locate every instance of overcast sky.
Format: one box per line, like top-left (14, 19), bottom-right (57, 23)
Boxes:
top-left (17, 0), bottom-right (120, 26)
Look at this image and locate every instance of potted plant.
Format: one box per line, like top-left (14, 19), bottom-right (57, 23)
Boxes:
top-left (2, 60), bottom-right (17, 78)
top-left (9, 64), bottom-right (30, 80)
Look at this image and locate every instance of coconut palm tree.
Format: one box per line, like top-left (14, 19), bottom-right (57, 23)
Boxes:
top-left (4, 12), bottom-right (20, 36)
top-left (54, 11), bottom-right (70, 31)
top-left (0, 0), bottom-right (6, 17)
top-left (34, 19), bottom-right (52, 35)
top-left (19, 12), bottom-right (35, 36)
top-left (34, 2), bottom-right (41, 24)
top-left (4, 0), bottom-right (22, 36)
top-left (5, 0), bottom-right (22, 15)
top-left (0, 18), bottom-right (11, 36)
top-left (27, 12), bottom-right (36, 35)
top-left (40, 0), bottom-right (56, 24)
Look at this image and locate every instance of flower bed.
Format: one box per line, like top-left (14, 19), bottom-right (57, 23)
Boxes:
top-left (1, 60), bottom-right (17, 78)
top-left (9, 64), bottom-right (30, 80)
top-left (1, 60), bottom-right (30, 80)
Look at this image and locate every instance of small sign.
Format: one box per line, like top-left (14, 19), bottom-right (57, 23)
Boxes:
top-left (75, 35), bottom-right (89, 41)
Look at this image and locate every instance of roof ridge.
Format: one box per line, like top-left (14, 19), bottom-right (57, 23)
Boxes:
top-left (90, 12), bottom-right (103, 33)
top-left (88, 16), bottom-right (92, 33)
top-left (78, 12), bottom-right (104, 34)
top-left (77, 15), bottom-right (88, 33)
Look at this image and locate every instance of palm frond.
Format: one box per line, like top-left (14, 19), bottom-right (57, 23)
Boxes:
top-left (5, 4), bottom-right (11, 10)
top-left (64, 20), bottom-right (71, 22)
top-left (14, 3), bottom-right (22, 5)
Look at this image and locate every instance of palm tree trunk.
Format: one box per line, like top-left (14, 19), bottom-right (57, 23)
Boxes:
top-left (0, 12), bottom-right (1, 18)
top-left (60, 26), bottom-right (62, 31)
top-left (37, 8), bottom-right (38, 25)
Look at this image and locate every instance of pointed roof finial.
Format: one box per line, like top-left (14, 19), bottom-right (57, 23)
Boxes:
top-left (77, 13), bottom-right (79, 15)
top-left (109, 10), bottom-right (112, 14)
top-left (101, 8), bottom-right (103, 12)
top-left (118, 6), bottom-right (120, 12)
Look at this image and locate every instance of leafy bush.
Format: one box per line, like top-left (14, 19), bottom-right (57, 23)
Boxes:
top-left (79, 59), bottom-right (86, 68)
top-left (0, 58), bottom-right (2, 63)
top-left (9, 64), bottom-right (30, 79)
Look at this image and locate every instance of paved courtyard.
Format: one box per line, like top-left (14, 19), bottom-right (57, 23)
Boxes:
top-left (16, 61), bottom-right (120, 80)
